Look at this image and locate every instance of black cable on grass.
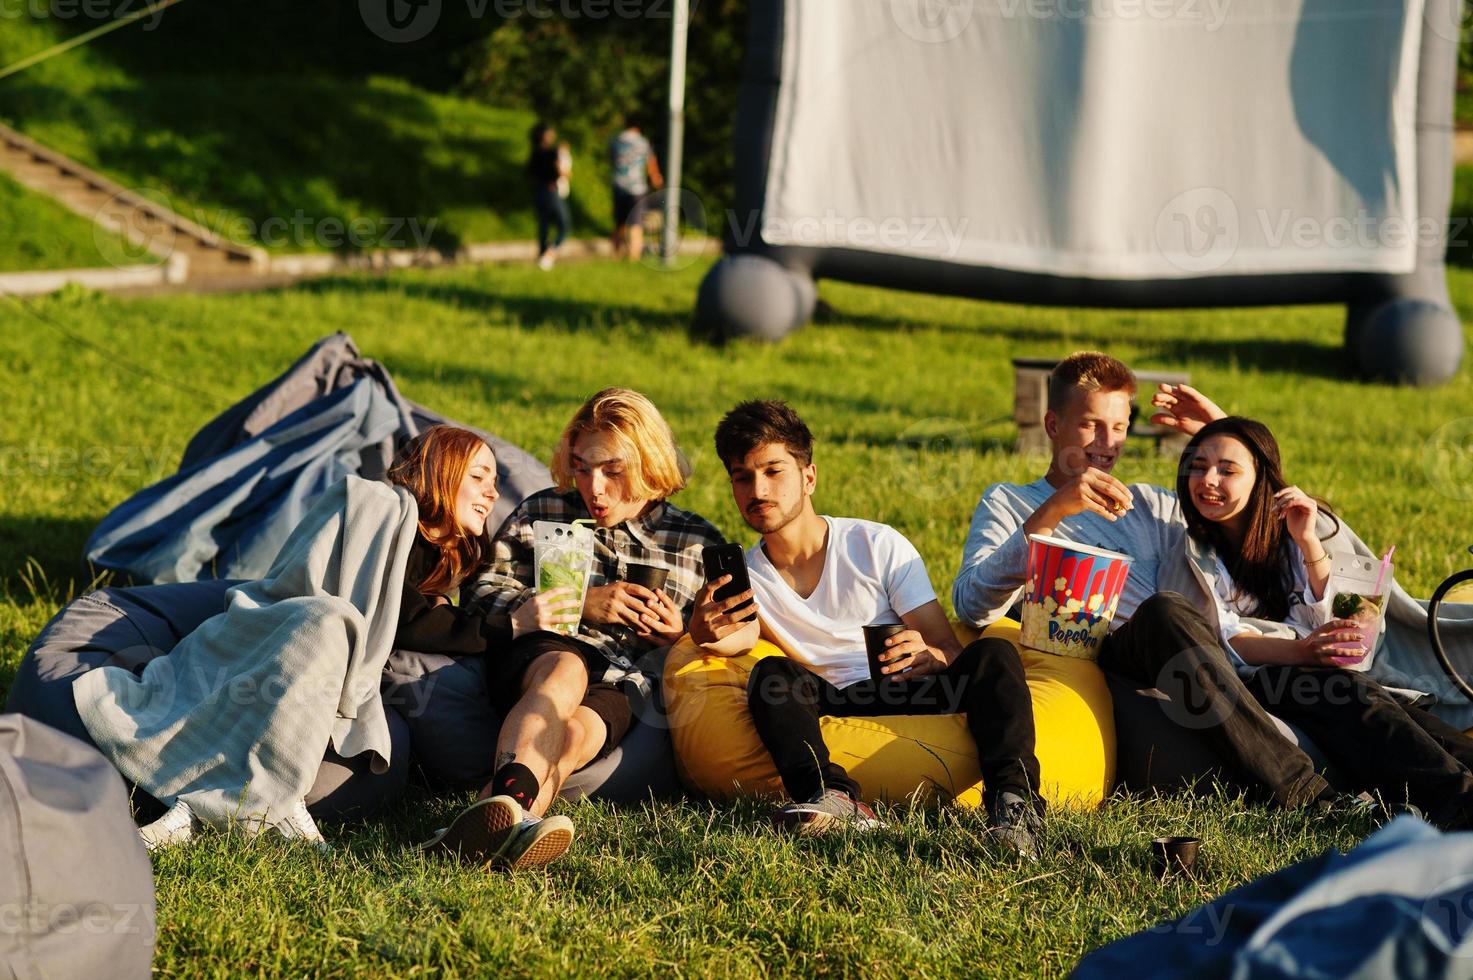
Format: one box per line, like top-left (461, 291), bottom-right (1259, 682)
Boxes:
top-left (1, 288), bottom-right (223, 404)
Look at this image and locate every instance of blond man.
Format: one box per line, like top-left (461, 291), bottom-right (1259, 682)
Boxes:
top-left (432, 388), bottom-right (725, 868)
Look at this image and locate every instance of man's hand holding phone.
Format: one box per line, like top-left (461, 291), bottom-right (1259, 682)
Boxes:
top-left (689, 575), bottom-right (757, 647)
top-left (692, 543), bottom-right (760, 656)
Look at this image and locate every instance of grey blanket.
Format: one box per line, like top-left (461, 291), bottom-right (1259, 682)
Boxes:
top-left (1159, 514), bottom-right (1473, 729)
top-left (72, 475), bottom-right (417, 831)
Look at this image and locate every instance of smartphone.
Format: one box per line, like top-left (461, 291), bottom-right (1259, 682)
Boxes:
top-left (702, 543), bottom-right (757, 622)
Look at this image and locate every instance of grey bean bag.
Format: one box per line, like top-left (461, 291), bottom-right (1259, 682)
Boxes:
top-left (4, 579), bottom-right (410, 822)
top-left (0, 714), bottom-right (156, 979)
top-left (86, 332), bottom-right (553, 584)
top-left (383, 650), bottom-right (682, 804)
top-left (1108, 671), bottom-right (1338, 795)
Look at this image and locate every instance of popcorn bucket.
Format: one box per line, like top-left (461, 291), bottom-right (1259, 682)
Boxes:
top-left (1019, 535), bottom-right (1133, 660)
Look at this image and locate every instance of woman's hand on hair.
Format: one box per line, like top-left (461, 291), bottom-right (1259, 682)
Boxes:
top-left (1149, 383), bottom-right (1226, 435)
top-left (583, 583), bottom-right (659, 629)
top-left (1273, 486), bottom-right (1319, 547)
top-left (510, 587), bottom-right (584, 638)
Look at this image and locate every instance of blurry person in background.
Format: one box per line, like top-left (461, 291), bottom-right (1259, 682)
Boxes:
top-left (608, 114), bottom-right (662, 260)
top-left (528, 122), bottom-right (572, 271)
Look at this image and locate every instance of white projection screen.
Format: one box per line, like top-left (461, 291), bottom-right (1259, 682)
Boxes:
top-left (761, 0), bottom-right (1422, 278)
top-left (697, 0), bottom-right (1466, 384)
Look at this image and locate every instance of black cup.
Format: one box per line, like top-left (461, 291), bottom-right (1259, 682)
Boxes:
top-left (863, 623), bottom-right (908, 683)
top-left (1150, 836), bottom-right (1201, 878)
top-left (624, 564), bottom-right (669, 593)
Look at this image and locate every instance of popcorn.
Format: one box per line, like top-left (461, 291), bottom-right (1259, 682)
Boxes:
top-left (1019, 535), bottom-right (1134, 661)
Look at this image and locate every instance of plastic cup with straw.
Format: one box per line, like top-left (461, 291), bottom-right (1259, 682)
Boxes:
top-left (1328, 546), bottom-right (1394, 666)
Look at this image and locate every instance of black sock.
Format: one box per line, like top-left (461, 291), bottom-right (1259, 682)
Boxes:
top-left (492, 762), bottom-right (539, 811)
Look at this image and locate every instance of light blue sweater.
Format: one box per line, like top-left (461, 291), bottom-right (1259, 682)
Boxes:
top-left (952, 476), bottom-right (1185, 628)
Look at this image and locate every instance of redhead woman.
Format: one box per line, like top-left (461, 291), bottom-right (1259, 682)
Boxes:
top-left (132, 425), bottom-right (510, 851)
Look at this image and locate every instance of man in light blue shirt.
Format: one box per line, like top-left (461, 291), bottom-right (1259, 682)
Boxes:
top-left (608, 115), bottom-right (663, 260)
top-left (953, 351), bottom-right (1331, 810)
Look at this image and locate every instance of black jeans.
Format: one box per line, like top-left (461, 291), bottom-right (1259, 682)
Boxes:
top-left (1246, 665), bottom-right (1473, 828)
top-left (533, 185), bottom-right (570, 254)
top-left (745, 638), bottom-right (1040, 812)
top-left (1097, 592), bottom-right (1330, 808)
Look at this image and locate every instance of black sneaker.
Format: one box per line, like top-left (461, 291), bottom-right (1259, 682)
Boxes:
top-left (987, 790), bottom-right (1044, 861)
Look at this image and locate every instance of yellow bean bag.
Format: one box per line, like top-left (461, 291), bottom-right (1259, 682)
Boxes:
top-left (663, 619), bottom-right (1115, 809)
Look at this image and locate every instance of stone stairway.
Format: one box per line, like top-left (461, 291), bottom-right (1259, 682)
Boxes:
top-left (0, 121), bottom-right (264, 280)
top-left (0, 120), bottom-right (717, 298)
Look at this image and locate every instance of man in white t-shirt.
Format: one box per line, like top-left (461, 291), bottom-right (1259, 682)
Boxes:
top-left (688, 401), bottom-right (1046, 855)
top-left (952, 351), bottom-right (1332, 811)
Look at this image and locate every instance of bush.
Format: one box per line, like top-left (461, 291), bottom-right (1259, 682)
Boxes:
top-left (456, 0), bottom-right (747, 214)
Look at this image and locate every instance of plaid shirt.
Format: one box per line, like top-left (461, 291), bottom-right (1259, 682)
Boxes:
top-left (462, 488), bottom-right (726, 694)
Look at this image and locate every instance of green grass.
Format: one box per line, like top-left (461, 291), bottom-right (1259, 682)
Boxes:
top-left (0, 17), bottom-right (612, 257)
top-left (0, 169), bottom-right (139, 271)
top-left (4, 260), bottom-right (1472, 975)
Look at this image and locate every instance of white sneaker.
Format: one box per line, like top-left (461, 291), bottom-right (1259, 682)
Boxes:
top-left (271, 799), bottom-right (331, 853)
top-left (537, 252), bottom-right (556, 271)
top-left (497, 814), bottom-right (575, 869)
top-left (139, 799), bottom-right (199, 852)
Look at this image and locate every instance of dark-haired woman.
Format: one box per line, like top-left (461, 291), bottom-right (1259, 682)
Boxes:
top-left (1175, 416), bottom-right (1473, 828)
top-left (527, 122), bottom-right (571, 270)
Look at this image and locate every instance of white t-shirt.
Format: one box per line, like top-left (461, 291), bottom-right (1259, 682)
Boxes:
top-left (1208, 540), bottom-right (1335, 675)
top-left (746, 516), bottom-right (938, 690)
